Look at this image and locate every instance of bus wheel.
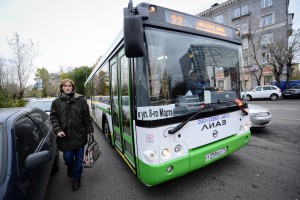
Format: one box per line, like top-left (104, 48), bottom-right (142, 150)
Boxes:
top-left (104, 119), bottom-right (113, 147)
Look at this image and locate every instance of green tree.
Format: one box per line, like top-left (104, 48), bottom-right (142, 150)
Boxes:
top-left (60, 66), bottom-right (93, 95)
top-left (34, 67), bottom-right (50, 97)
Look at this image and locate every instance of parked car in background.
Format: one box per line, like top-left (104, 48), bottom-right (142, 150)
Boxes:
top-left (0, 107), bottom-right (60, 200)
top-left (271, 80), bottom-right (300, 92)
top-left (25, 98), bottom-right (55, 115)
top-left (242, 86), bottom-right (281, 101)
top-left (282, 84), bottom-right (300, 99)
top-left (248, 104), bottom-right (272, 128)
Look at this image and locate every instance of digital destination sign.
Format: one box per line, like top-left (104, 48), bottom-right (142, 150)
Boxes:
top-left (165, 10), bottom-right (233, 38)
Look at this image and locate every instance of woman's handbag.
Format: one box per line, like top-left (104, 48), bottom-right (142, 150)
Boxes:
top-left (83, 134), bottom-right (101, 168)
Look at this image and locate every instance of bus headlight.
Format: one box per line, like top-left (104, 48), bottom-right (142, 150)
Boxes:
top-left (144, 150), bottom-right (157, 161)
top-left (162, 148), bottom-right (171, 159)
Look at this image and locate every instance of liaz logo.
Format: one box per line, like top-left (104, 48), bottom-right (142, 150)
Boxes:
top-left (201, 120), bottom-right (226, 131)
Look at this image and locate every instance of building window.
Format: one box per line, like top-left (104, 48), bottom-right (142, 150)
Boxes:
top-left (261, 0), bottom-right (273, 8)
top-left (215, 15), bottom-right (223, 23)
top-left (242, 5), bottom-right (248, 15)
top-left (262, 52), bottom-right (270, 64)
top-left (243, 57), bottom-right (249, 66)
top-left (242, 38), bottom-right (248, 49)
top-left (261, 33), bottom-right (273, 46)
top-left (234, 8), bottom-right (241, 18)
top-left (241, 23), bottom-right (249, 34)
top-left (264, 75), bottom-right (273, 85)
top-left (260, 14), bottom-right (273, 27)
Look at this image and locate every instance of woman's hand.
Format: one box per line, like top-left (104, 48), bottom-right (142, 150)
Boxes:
top-left (57, 131), bottom-right (65, 137)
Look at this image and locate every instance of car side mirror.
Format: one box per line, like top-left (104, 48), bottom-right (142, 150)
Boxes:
top-left (24, 150), bottom-right (52, 170)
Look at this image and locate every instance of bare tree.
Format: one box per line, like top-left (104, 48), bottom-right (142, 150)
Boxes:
top-left (264, 30), bottom-right (287, 86)
top-left (0, 57), bottom-right (4, 90)
top-left (285, 29), bottom-right (300, 89)
top-left (7, 32), bottom-right (39, 99)
top-left (265, 29), bottom-right (300, 88)
top-left (242, 12), bottom-right (268, 86)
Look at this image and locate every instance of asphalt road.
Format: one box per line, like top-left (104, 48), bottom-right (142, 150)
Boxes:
top-left (45, 99), bottom-right (300, 200)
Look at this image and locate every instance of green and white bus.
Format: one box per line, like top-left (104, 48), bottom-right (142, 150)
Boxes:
top-left (84, 1), bottom-right (251, 186)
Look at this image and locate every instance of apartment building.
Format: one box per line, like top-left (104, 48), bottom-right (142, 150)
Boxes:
top-left (198, 0), bottom-right (293, 90)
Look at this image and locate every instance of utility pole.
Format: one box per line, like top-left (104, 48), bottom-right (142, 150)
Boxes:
top-left (37, 78), bottom-right (43, 99)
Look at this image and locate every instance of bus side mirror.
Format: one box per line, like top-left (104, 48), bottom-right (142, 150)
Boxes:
top-left (123, 15), bottom-right (144, 58)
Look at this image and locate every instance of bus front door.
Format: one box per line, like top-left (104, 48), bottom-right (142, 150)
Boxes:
top-left (110, 50), bottom-right (135, 170)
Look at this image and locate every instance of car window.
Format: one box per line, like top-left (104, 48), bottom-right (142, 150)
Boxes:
top-left (292, 85), bottom-right (300, 89)
top-left (25, 101), bottom-right (52, 111)
top-left (255, 87), bottom-right (262, 91)
top-left (14, 115), bottom-right (44, 176)
top-left (271, 86), bottom-right (278, 90)
top-left (29, 110), bottom-right (52, 137)
top-left (263, 86), bottom-right (272, 90)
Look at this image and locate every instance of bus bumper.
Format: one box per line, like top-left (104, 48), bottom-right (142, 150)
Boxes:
top-left (137, 131), bottom-right (251, 186)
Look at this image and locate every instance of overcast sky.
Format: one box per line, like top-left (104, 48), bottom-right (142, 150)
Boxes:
top-left (0, 0), bottom-right (299, 75)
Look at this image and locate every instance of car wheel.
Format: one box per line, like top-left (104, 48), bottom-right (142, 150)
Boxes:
top-left (246, 95), bottom-right (252, 101)
top-left (270, 94), bottom-right (278, 100)
top-left (104, 118), bottom-right (113, 147)
top-left (51, 148), bottom-right (60, 174)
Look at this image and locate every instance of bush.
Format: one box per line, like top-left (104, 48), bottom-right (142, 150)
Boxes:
top-left (0, 91), bottom-right (25, 108)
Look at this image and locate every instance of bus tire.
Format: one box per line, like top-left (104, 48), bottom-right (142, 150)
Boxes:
top-left (104, 118), bottom-right (113, 147)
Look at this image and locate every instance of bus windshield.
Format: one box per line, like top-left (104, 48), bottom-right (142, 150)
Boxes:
top-left (135, 27), bottom-right (242, 117)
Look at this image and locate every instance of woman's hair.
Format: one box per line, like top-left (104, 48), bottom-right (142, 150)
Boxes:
top-left (60, 79), bottom-right (75, 92)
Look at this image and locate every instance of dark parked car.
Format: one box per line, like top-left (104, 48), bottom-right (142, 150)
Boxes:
top-left (0, 107), bottom-right (60, 200)
top-left (282, 84), bottom-right (300, 99)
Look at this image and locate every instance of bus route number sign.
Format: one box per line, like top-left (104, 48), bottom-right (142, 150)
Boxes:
top-left (165, 10), bottom-right (230, 37)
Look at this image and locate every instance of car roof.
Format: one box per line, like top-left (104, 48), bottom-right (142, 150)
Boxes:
top-left (28, 98), bottom-right (55, 102)
top-left (0, 107), bottom-right (37, 123)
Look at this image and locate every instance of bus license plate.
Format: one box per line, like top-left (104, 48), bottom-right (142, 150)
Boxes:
top-left (205, 147), bottom-right (227, 161)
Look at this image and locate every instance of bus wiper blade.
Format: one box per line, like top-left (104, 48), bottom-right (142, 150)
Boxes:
top-left (216, 99), bottom-right (248, 116)
top-left (168, 106), bottom-right (214, 135)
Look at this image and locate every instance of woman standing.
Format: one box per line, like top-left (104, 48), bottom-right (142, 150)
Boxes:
top-left (50, 79), bottom-right (94, 191)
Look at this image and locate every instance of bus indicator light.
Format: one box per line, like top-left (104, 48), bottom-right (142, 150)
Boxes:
top-left (166, 165), bottom-right (174, 173)
top-left (174, 144), bottom-right (182, 153)
top-left (144, 150), bottom-right (157, 161)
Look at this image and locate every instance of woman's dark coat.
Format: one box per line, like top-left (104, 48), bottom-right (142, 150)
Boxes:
top-left (50, 93), bottom-right (94, 151)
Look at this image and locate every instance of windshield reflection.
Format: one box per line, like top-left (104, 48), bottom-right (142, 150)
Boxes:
top-left (135, 28), bottom-right (242, 117)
